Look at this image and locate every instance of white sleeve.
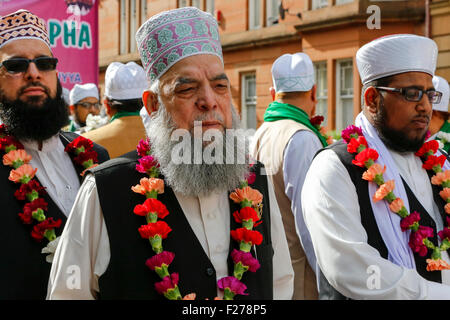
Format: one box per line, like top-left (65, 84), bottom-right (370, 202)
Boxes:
top-left (301, 149), bottom-right (450, 300)
top-left (268, 176), bottom-right (295, 300)
top-left (283, 130), bottom-right (322, 271)
top-left (46, 174), bottom-right (110, 300)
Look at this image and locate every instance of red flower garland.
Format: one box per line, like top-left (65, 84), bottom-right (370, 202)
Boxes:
top-left (131, 138), bottom-right (263, 300)
top-left (342, 125), bottom-right (450, 271)
top-left (0, 125), bottom-right (99, 258)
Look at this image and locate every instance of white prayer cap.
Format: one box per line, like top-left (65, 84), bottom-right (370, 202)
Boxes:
top-left (104, 61), bottom-right (147, 100)
top-left (69, 83), bottom-right (99, 105)
top-left (432, 76), bottom-right (450, 113)
top-left (62, 87), bottom-right (70, 105)
top-left (356, 34), bottom-right (438, 85)
top-left (271, 53), bottom-right (315, 93)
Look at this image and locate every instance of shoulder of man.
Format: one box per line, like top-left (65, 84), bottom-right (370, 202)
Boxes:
top-left (88, 150), bottom-right (138, 175)
top-left (59, 131), bottom-right (110, 163)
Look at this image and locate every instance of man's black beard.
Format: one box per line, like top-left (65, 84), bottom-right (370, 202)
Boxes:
top-left (0, 82), bottom-right (69, 141)
top-left (373, 96), bottom-right (427, 153)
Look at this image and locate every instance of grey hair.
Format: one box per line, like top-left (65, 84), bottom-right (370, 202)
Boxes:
top-left (149, 79), bottom-right (160, 95)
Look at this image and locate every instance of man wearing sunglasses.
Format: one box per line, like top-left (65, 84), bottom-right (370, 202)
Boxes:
top-left (66, 83), bottom-right (102, 133)
top-left (302, 34), bottom-right (450, 299)
top-left (0, 10), bottom-right (109, 299)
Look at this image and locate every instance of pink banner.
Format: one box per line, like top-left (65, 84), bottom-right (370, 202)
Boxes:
top-left (0, 0), bottom-right (98, 90)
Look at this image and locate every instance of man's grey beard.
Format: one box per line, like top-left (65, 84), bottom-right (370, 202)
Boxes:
top-left (145, 101), bottom-right (251, 197)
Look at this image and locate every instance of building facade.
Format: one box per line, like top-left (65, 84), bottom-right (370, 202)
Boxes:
top-left (98, 0), bottom-right (447, 132)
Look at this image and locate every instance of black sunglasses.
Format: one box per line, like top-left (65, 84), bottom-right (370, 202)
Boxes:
top-left (0, 57), bottom-right (58, 74)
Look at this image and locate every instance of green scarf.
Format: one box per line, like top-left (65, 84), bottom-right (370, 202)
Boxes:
top-left (109, 111), bottom-right (141, 123)
top-left (263, 101), bottom-right (328, 147)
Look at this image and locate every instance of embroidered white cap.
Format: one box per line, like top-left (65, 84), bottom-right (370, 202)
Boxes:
top-left (104, 61), bottom-right (148, 100)
top-left (432, 76), bottom-right (450, 113)
top-left (271, 53), bottom-right (315, 93)
top-left (356, 34), bottom-right (438, 85)
top-left (69, 83), bottom-right (99, 105)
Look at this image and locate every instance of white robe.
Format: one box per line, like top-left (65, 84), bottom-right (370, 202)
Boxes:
top-left (47, 174), bottom-right (294, 299)
top-left (301, 148), bottom-right (450, 299)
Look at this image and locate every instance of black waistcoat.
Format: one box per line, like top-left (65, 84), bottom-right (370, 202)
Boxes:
top-left (317, 141), bottom-right (449, 300)
top-left (92, 151), bottom-right (274, 300)
top-left (0, 131), bottom-right (109, 299)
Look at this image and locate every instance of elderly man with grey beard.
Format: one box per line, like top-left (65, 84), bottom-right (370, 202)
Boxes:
top-left (47, 7), bottom-right (293, 300)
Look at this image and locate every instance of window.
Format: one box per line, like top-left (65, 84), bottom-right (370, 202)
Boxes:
top-left (311, 0), bottom-right (328, 10)
top-left (179, 0), bottom-right (215, 12)
top-left (119, 0), bottom-right (127, 55)
top-left (241, 74), bottom-right (257, 129)
top-left (314, 61), bottom-right (328, 125)
top-left (266, 0), bottom-right (279, 27)
top-left (129, 0), bottom-right (138, 53)
top-left (249, 0), bottom-right (261, 30)
top-left (206, 0), bottom-right (215, 15)
top-left (336, 59), bottom-right (354, 132)
top-left (335, 0), bottom-right (353, 5)
top-left (119, 0), bottom-right (148, 55)
top-left (141, 0), bottom-right (147, 23)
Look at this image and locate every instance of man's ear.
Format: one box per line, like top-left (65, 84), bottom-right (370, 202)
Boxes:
top-left (269, 87), bottom-right (276, 101)
top-left (311, 85), bottom-right (317, 103)
top-left (142, 90), bottom-right (159, 115)
top-left (69, 105), bottom-right (75, 114)
top-left (103, 98), bottom-right (112, 116)
top-left (364, 86), bottom-right (379, 115)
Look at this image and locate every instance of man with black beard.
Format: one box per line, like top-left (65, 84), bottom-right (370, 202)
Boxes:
top-left (0, 10), bottom-right (109, 299)
top-left (48, 7), bottom-right (293, 300)
top-left (301, 34), bottom-right (450, 299)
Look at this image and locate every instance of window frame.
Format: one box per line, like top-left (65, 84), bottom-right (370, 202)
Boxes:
top-left (335, 59), bottom-right (354, 132)
top-left (241, 73), bottom-right (257, 130)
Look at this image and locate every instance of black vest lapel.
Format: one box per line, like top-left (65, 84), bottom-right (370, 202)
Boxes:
top-left (58, 131), bottom-right (83, 182)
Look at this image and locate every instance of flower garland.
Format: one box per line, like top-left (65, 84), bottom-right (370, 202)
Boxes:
top-left (310, 115), bottom-right (334, 145)
top-left (342, 125), bottom-right (450, 271)
top-left (131, 138), bottom-right (264, 300)
top-left (0, 124), bottom-right (99, 259)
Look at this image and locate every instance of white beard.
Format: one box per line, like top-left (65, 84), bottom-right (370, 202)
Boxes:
top-left (145, 100), bottom-right (251, 197)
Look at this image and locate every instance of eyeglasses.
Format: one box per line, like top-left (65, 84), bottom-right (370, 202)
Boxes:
top-left (76, 102), bottom-right (101, 110)
top-left (375, 86), bottom-right (442, 104)
top-left (0, 57), bottom-right (58, 74)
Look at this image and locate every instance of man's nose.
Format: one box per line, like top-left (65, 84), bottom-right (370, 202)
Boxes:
top-left (24, 62), bottom-right (41, 81)
top-left (195, 85), bottom-right (217, 111)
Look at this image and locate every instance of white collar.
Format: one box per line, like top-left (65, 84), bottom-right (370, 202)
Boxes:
top-left (20, 134), bottom-right (61, 153)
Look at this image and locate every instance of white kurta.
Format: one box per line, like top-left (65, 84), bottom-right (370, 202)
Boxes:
top-left (47, 174), bottom-right (294, 300)
top-left (20, 134), bottom-right (81, 217)
top-left (283, 130), bottom-right (322, 272)
top-left (302, 148), bottom-right (450, 299)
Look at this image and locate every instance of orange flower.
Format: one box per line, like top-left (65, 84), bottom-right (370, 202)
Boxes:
top-left (132, 177), bottom-right (164, 195)
top-left (426, 258), bottom-right (450, 271)
top-left (431, 170), bottom-right (450, 186)
top-left (373, 180), bottom-right (395, 202)
top-left (439, 188), bottom-right (450, 202)
top-left (182, 293), bottom-right (196, 300)
top-left (8, 164), bottom-right (37, 184)
top-left (3, 149), bottom-right (32, 167)
top-left (389, 198), bottom-right (404, 213)
top-left (230, 186), bottom-right (263, 206)
top-left (445, 203), bottom-right (450, 215)
top-left (362, 164), bottom-right (386, 182)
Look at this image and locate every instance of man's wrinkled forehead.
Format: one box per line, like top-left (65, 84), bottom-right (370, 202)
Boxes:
top-left (158, 54), bottom-right (228, 89)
